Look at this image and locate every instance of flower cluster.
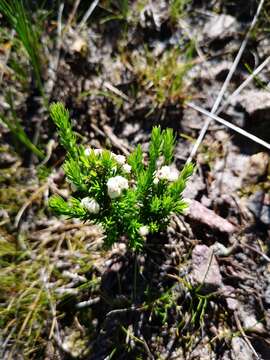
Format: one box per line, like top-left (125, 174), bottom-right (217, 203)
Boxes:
top-left (154, 165), bottom-right (179, 184)
top-left (81, 197), bottom-right (100, 214)
top-left (49, 103), bottom-right (193, 249)
top-left (107, 175), bottom-right (129, 199)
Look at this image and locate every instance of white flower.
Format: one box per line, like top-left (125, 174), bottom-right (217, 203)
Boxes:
top-left (84, 147), bottom-right (91, 156)
top-left (156, 165), bottom-right (179, 182)
top-left (107, 175), bottom-right (129, 199)
top-left (94, 149), bottom-right (103, 156)
top-left (153, 177), bottom-right (159, 185)
top-left (139, 225), bottom-right (149, 237)
top-left (113, 154), bottom-right (126, 165)
top-left (122, 163), bottom-right (131, 173)
top-left (81, 197), bottom-right (100, 214)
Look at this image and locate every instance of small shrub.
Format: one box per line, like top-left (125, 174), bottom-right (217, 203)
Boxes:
top-left (49, 102), bottom-right (193, 250)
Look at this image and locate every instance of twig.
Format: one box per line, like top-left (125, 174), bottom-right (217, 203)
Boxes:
top-left (218, 55), bottom-right (270, 114)
top-left (14, 182), bottom-right (49, 228)
top-left (187, 0), bottom-right (265, 163)
top-left (66, 0), bottom-right (81, 28)
top-left (102, 125), bottom-right (130, 155)
top-left (186, 102), bottom-right (270, 150)
top-left (40, 268), bottom-right (61, 340)
top-left (77, 0), bottom-right (99, 31)
top-left (234, 312), bottom-right (260, 359)
top-left (242, 243), bottom-right (270, 263)
top-left (104, 81), bottom-right (131, 102)
top-left (75, 297), bottom-right (100, 309)
top-left (39, 139), bottom-right (56, 167)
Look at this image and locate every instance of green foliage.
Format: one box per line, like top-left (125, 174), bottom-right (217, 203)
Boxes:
top-left (0, 93), bottom-right (44, 159)
top-left (169, 0), bottom-right (190, 23)
top-left (133, 46), bottom-right (193, 106)
top-left (50, 102), bottom-right (78, 159)
top-left (0, 0), bottom-right (44, 92)
top-left (49, 102), bottom-right (193, 250)
top-left (100, 0), bottom-right (130, 23)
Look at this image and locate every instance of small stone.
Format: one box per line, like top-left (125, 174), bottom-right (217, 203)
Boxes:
top-left (211, 242), bottom-right (234, 257)
top-left (235, 90), bottom-right (270, 117)
top-left (186, 200), bottom-right (236, 234)
top-left (0, 152), bottom-right (17, 167)
top-left (231, 337), bottom-right (254, 360)
top-left (242, 152), bottom-right (269, 185)
top-left (264, 284), bottom-right (270, 306)
top-left (182, 173), bottom-right (205, 200)
top-left (203, 14), bottom-right (237, 40)
top-left (70, 36), bottom-right (88, 54)
top-left (248, 191), bottom-right (270, 226)
top-left (222, 285), bottom-right (238, 310)
top-left (239, 307), bottom-right (266, 334)
top-left (191, 245), bottom-right (223, 292)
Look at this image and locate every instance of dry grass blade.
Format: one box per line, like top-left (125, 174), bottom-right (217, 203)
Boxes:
top-left (187, 0), bottom-right (265, 163)
top-left (186, 101), bottom-right (270, 150)
top-left (217, 55), bottom-right (270, 114)
top-left (78, 0), bottom-right (99, 31)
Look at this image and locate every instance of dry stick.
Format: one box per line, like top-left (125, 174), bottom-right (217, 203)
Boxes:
top-left (77, 0), bottom-right (99, 31)
top-left (186, 102), bottom-right (270, 151)
top-left (217, 55), bottom-right (270, 115)
top-left (234, 312), bottom-right (260, 359)
top-left (187, 0), bottom-right (265, 163)
top-left (14, 182), bottom-right (49, 228)
top-left (104, 81), bottom-right (131, 102)
top-left (66, 0), bottom-right (81, 28)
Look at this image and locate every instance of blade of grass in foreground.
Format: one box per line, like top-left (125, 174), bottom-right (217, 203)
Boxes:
top-left (0, 113), bottom-right (45, 159)
top-left (0, 0), bottom-right (43, 92)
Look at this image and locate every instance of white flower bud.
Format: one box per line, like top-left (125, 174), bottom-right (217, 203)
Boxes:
top-left (153, 176), bottom-right (159, 185)
top-left (84, 147), bottom-right (91, 156)
top-left (122, 163), bottom-right (131, 173)
top-left (107, 175), bottom-right (129, 199)
top-left (157, 165), bottom-right (179, 182)
top-left (81, 197), bottom-right (100, 214)
top-left (139, 225), bottom-right (149, 237)
top-left (94, 149), bottom-right (103, 156)
top-left (113, 154), bottom-right (126, 165)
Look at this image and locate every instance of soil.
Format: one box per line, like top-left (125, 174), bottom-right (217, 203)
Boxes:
top-left (1, 1), bottom-right (270, 359)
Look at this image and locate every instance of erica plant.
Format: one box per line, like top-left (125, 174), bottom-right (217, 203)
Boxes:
top-left (49, 102), bottom-right (193, 250)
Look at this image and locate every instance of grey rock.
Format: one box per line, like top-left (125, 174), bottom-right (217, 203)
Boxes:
top-left (209, 152), bottom-right (249, 199)
top-left (238, 306), bottom-right (265, 334)
top-left (222, 285), bottom-right (238, 310)
top-left (191, 245), bottom-right (223, 292)
top-left (0, 151), bottom-right (17, 167)
top-left (234, 90), bottom-right (270, 117)
top-left (242, 152), bottom-right (269, 185)
top-left (264, 284), bottom-right (270, 306)
top-left (139, 1), bottom-right (168, 30)
top-left (231, 337), bottom-right (255, 360)
top-left (182, 174), bottom-right (205, 200)
top-left (211, 242), bottom-right (234, 257)
top-left (190, 344), bottom-right (215, 360)
top-left (203, 14), bottom-right (237, 40)
top-left (248, 191), bottom-right (270, 226)
top-left (186, 200), bottom-right (236, 234)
